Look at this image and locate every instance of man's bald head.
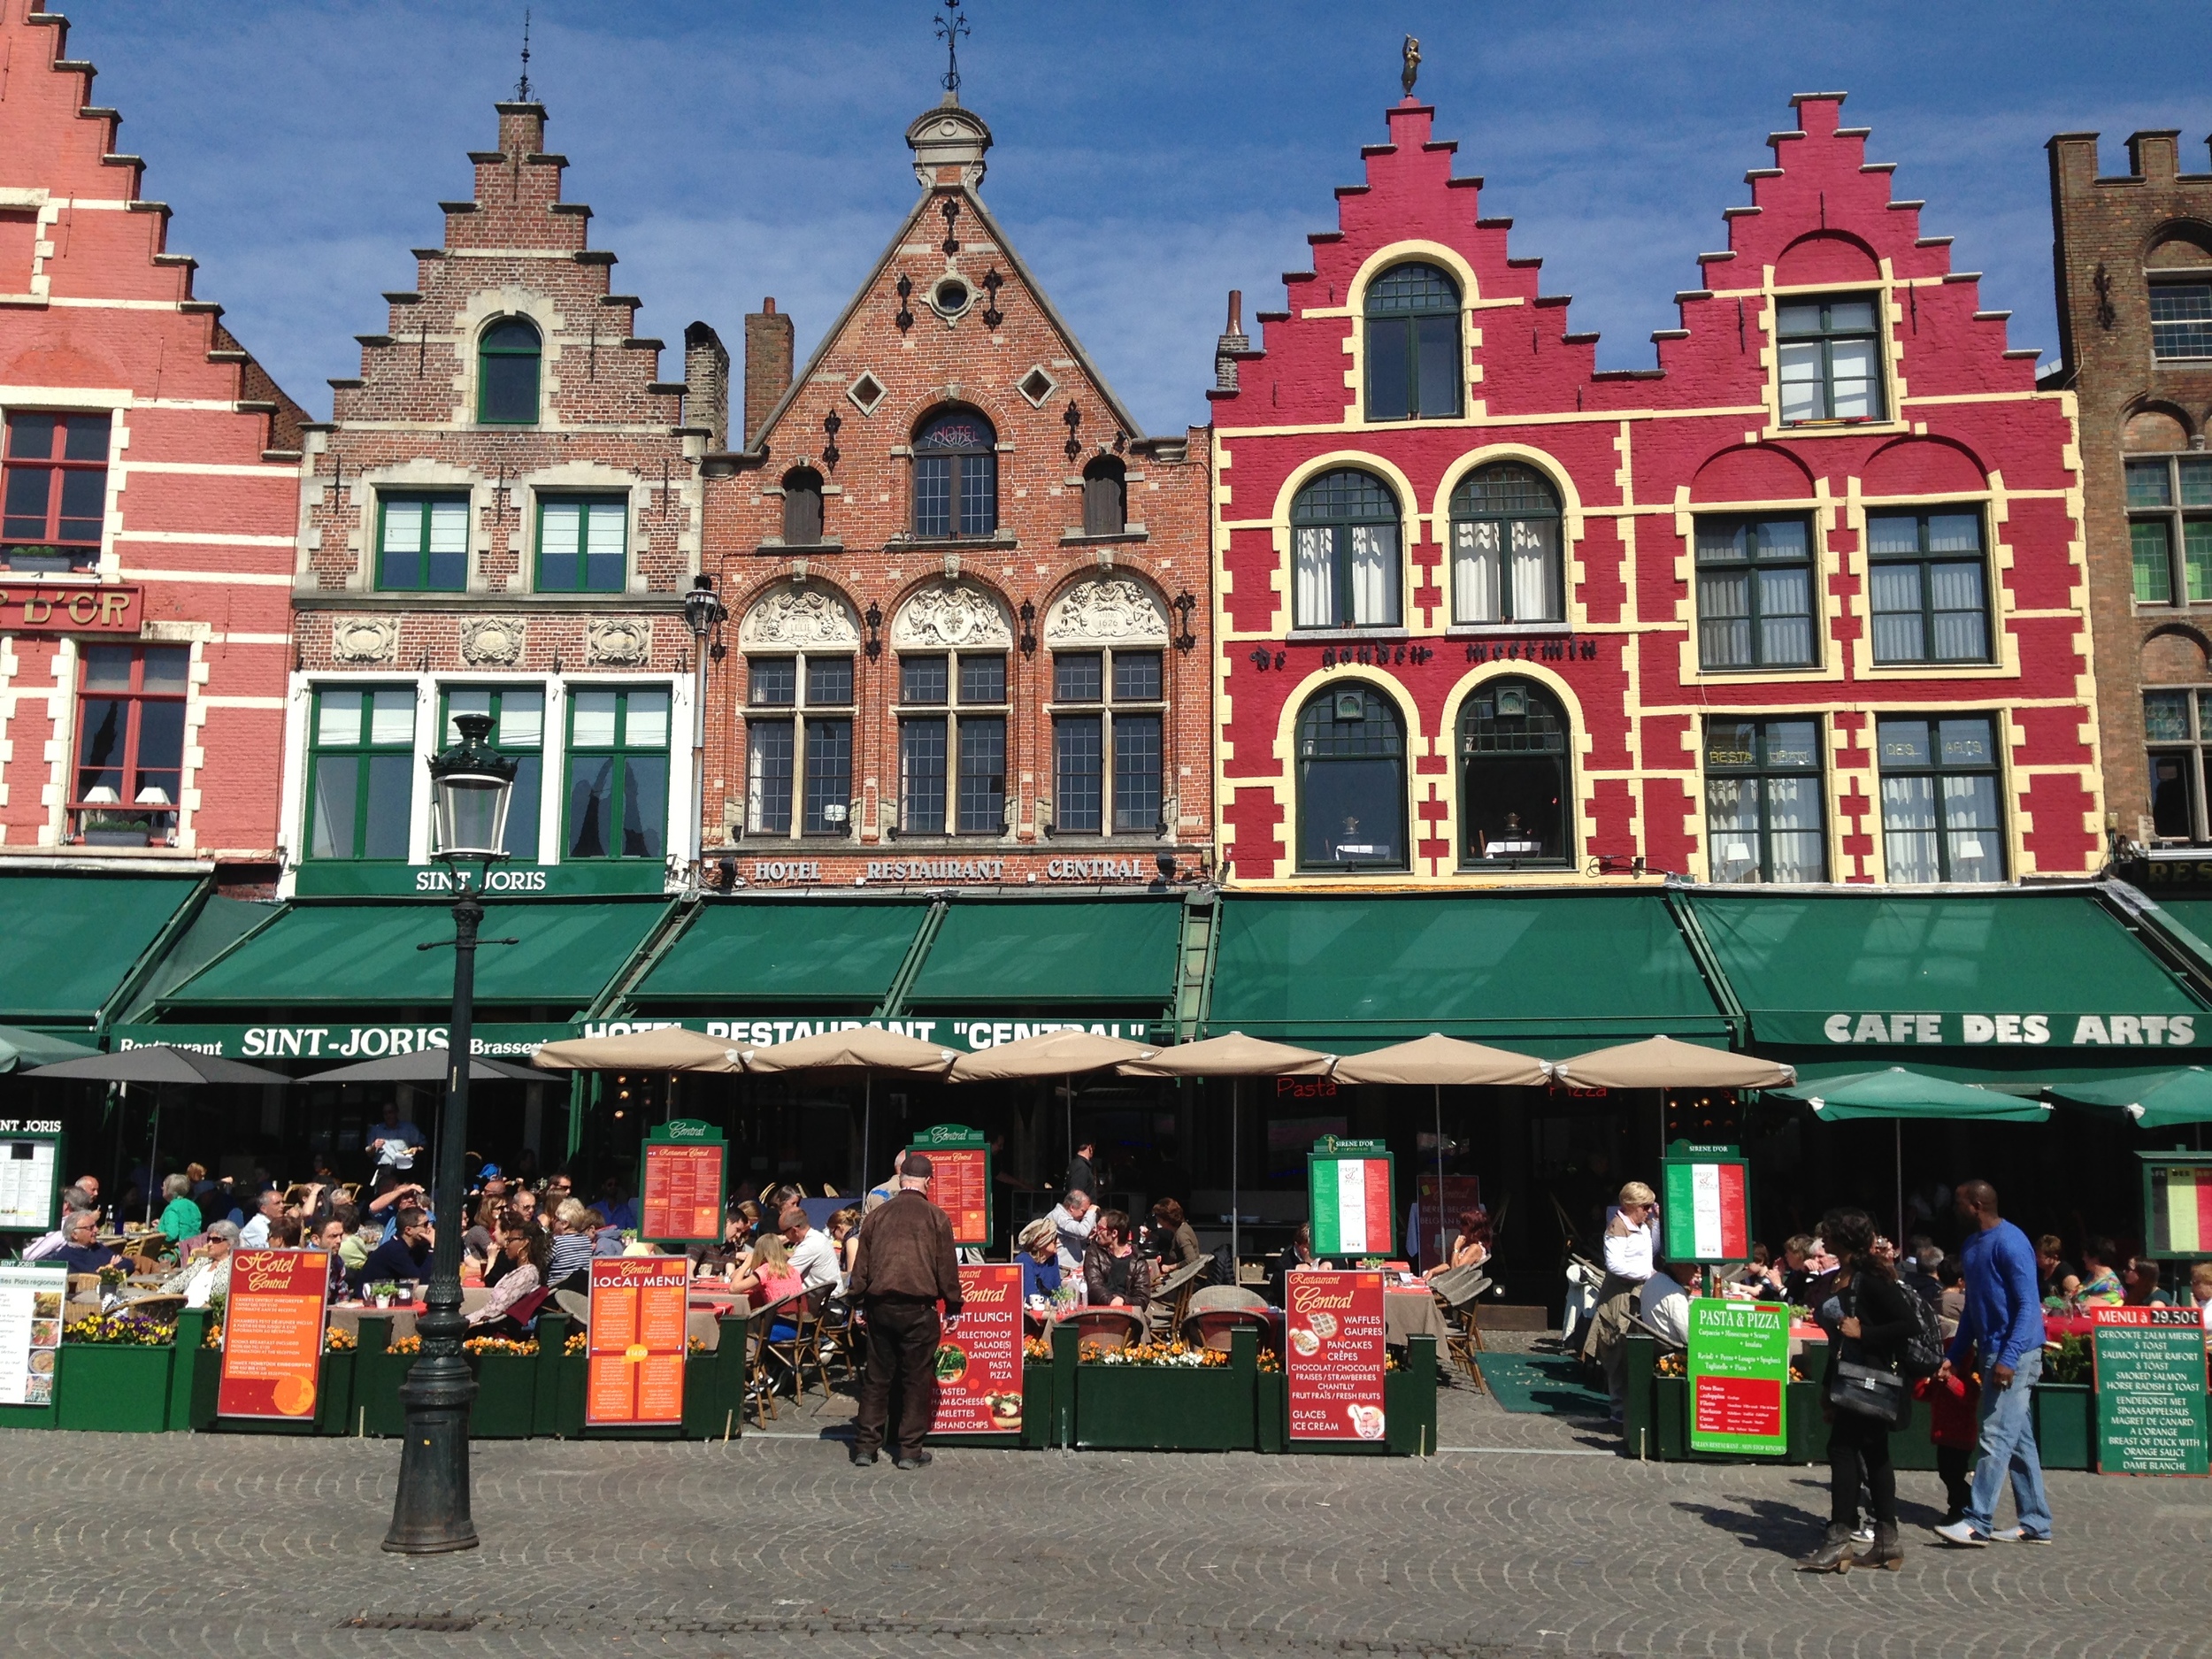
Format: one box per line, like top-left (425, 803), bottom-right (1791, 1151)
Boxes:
top-left (1955, 1180), bottom-right (1999, 1221)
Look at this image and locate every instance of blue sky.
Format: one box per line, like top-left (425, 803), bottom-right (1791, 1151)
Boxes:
top-left (63, 2), bottom-right (2209, 435)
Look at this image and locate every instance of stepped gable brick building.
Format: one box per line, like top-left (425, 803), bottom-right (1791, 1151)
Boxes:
top-left (699, 91), bottom-right (1213, 891)
top-left (0, 0), bottom-right (305, 883)
top-left (2047, 128), bottom-right (2212, 865)
top-left (288, 97), bottom-right (723, 896)
top-left (1208, 91), bottom-right (2094, 889)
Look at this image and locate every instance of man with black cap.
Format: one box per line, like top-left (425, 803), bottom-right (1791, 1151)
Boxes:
top-left (847, 1151), bottom-right (964, 1468)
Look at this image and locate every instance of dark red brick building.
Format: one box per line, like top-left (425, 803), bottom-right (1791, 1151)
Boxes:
top-left (1209, 91), bottom-right (2096, 890)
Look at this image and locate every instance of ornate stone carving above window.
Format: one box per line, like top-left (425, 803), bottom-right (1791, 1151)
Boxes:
top-left (586, 617), bottom-right (652, 665)
top-left (889, 579), bottom-right (1011, 649)
top-left (459, 616), bottom-right (526, 666)
top-left (1042, 576), bottom-right (1169, 647)
top-left (330, 615), bottom-right (400, 664)
top-left (739, 582), bottom-right (861, 650)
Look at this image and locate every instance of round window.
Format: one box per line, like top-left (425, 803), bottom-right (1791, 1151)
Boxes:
top-left (932, 276), bottom-right (972, 317)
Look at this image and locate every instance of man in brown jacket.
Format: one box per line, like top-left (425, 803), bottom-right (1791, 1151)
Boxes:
top-left (847, 1152), bottom-right (964, 1467)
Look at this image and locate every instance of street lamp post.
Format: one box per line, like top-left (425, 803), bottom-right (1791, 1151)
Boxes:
top-left (384, 712), bottom-right (517, 1555)
top-left (682, 574), bottom-right (727, 882)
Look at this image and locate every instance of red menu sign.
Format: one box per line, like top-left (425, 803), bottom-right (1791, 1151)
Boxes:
top-left (218, 1248), bottom-right (330, 1419)
top-left (585, 1258), bottom-right (689, 1426)
top-left (1286, 1267), bottom-right (1386, 1443)
top-left (641, 1126), bottom-right (725, 1244)
top-left (930, 1262), bottom-right (1023, 1436)
top-left (918, 1146), bottom-right (990, 1247)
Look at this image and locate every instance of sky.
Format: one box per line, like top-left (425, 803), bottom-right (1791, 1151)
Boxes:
top-left (56, 2), bottom-right (2212, 436)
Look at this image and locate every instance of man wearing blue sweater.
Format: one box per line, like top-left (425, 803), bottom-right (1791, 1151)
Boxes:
top-left (1932, 1180), bottom-right (2052, 1546)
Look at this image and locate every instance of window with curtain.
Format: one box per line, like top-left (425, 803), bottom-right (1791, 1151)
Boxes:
top-left (781, 467), bottom-right (825, 546)
top-left (477, 317), bottom-right (541, 425)
top-left (1776, 296), bottom-right (1883, 424)
top-left (745, 653), bottom-right (853, 837)
top-left (1877, 714), bottom-right (2002, 883)
top-left (1364, 262), bottom-right (1463, 421)
top-left (71, 644), bottom-right (188, 847)
top-left (439, 687), bottom-right (544, 861)
top-left (1458, 679), bottom-right (1571, 866)
top-left (564, 687), bottom-right (670, 860)
top-left (1291, 469), bottom-right (1400, 629)
top-left (1295, 686), bottom-right (1407, 871)
top-left (1866, 510), bottom-right (1990, 664)
top-left (1081, 457), bottom-right (1126, 536)
top-left (307, 685), bottom-right (415, 861)
top-left (1694, 515), bottom-right (1816, 668)
top-left (1703, 718), bottom-right (1825, 883)
top-left (377, 494), bottom-right (469, 592)
top-left (2126, 454), bottom-right (2212, 607)
top-left (912, 408), bottom-right (997, 538)
top-left (1449, 463), bottom-right (1563, 625)
top-left (535, 496), bottom-right (626, 593)
top-left (1050, 649), bottom-right (1164, 834)
top-left (897, 651), bottom-right (1005, 834)
top-left (2, 411), bottom-right (108, 571)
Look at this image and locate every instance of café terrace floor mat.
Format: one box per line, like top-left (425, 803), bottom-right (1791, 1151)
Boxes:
top-left (1470, 1351), bottom-right (1614, 1417)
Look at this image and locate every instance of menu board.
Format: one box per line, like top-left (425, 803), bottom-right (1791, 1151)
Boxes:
top-left (910, 1125), bottom-right (990, 1247)
top-left (585, 1257), bottom-right (689, 1426)
top-left (1662, 1153), bottom-right (1751, 1263)
top-left (1309, 1143), bottom-right (1394, 1257)
top-left (2093, 1304), bottom-right (2209, 1477)
top-left (929, 1262), bottom-right (1022, 1436)
top-left (1286, 1267), bottom-right (1386, 1442)
top-left (219, 1249), bottom-right (331, 1419)
top-left (0, 1263), bottom-right (65, 1407)
top-left (641, 1120), bottom-right (726, 1245)
top-left (1686, 1296), bottom-right (1788, 1456)
top-left (2143, 1157), bottom-right (2212, 1256)
top-left (0, 1132), bottom-right (60, 1233)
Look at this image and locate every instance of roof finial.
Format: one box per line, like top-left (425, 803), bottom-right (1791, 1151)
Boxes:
top-left (1401, 35), bottom-right (1420, 100)
top-left (516, 8), bottom-right (534, 102)
top-left (934, 4), bottom-right (970, 100)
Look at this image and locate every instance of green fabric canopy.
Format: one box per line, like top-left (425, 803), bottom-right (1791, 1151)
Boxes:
top-left (628, 900), bottom-right (928, 1009)
top-left (0, 872), bottom-right (203, 1027)
top-left (905, 900), bottom-right (1181, 1008)
top-left (2048, 1067), bottom-right (2212, 1129)
top-left (0, 1025), bottom-right (99, 1073)
top-left (1773, 1066), bottom-right (2051, 1122)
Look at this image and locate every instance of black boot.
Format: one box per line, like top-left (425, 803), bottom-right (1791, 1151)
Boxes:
top-left (1851, 1520), bottom-right (1904, 1571)
top-left (1800, 1521), bottom-right (1855, 1572)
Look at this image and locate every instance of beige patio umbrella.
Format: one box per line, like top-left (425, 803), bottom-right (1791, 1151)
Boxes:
top-left (948, 1030), bottom-right (1160, 1198)
top-left (530, 1026), bottom-right (743, 1073)
top-left (741, 1025), bottom-right (960, 1198)
top-left (1332, 1034), bottom-right (1551, 1266)
top-left (1118, 1033), bottom-right (1338, 1267)
top-left (1548, 1035), bottom-right (1794, 1090)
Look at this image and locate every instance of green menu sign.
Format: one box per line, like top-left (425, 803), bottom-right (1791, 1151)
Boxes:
top-left (1686, 1297), bottom-right (1789, 1457)
top-left (2093, 1305), bottom-right (2210, 1477)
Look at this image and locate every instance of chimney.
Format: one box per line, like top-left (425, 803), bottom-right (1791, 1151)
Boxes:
top-left (683, 321), bottom-right (729, 450)
top-left (743, 298), bottom-right (795, 450)
top-left (1215, 289), bottom-right (1248, 392)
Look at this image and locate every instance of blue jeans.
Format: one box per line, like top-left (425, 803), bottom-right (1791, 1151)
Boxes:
top-left (1965, 1345), bottom-right (2052, 1538)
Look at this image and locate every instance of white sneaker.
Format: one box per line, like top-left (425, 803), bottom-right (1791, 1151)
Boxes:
top-left (1851, 1523), bottom-right (1875, 1544)
top-left (1932, 1520), bottom-right (1989, 1548)
top-left (1994, 1526), bottom-right (2053, 1545)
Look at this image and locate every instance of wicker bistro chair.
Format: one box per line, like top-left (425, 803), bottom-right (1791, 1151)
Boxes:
top-left (1187, 1285), bottom-right (1267, 1315)
top-left (1146, 1256), bottom-right (1213, 1340)
top-left (745, 1292), bottom-right (808, 1422)
top-left (1181, 1306), bottom-right (1279, 1357)
top-left (806, 1294), bottom-right (858, 1394)
top-left (1427, 1265), bottom-right (1494, 1390)
top-left (1059, 1306), bottom-right (1147, 1353)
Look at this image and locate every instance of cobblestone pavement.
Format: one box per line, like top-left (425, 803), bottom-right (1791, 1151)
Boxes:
top-left (0, 1367), bottom-right (2204, 1659)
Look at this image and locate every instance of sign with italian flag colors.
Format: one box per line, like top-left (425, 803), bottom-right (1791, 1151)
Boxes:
top-left (1308, 1139), bottom-right (1394, 1257)
top-left (2143, 1156), bottom-right (2212, 1256)
top-left (1686, 1297), bottom-right (1788, 1456)
top-left (1662, 1150), bottom-right (1750, 1263)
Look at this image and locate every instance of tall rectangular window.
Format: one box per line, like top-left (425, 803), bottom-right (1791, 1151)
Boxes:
top-left (377, 495), bottom-right (468, 592)
top-left (1694, 516), bottom-right (1816, 669)
top-left (565, 687), bottom-right (669, 861)
top-left (308, 686), bottom-right (416, 861)
top-left (3, 411), bottom-right (108, 571)
top-left (1878, 714), bottom-right (2003, 884)
top-left (441, 687), bottom-right (543, 861)
top-left (536, 496), bottom-right (627, 593)
top-left (1702, 718), bottom-right (1825, 884)
top-left (1776, 296), bottom-right (1883, 424)
top-left (72, 644), bottom-right (188, 847)
top-left (2150, 282), bottom-right (2212, 361)
top-left (1051, 648), bottom-right (1165, 834)
top-left (2126, 456), bottom-right (2212, 608)
top-left (897, 651), bottom-right (1005, 835)
top-left (2144, 690), bottom-right (2212, 843)
top-left (1866, 510), bottom-right (1990, 664)
top-left (743, 653), bottom-right (854, 838)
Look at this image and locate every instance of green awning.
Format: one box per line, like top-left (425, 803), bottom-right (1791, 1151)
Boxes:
top-left (158, 897), bottom-right (669, 1018)
top-left (1773, 1065), bottom-right (2050, 1122)
top-left (2049, 1067), bottom-right (2212, 1129)
top-left (628, 900), bottom-right (928, 1009)
top-left (0, 872), bottom-right (204, 1027)
top-left (903, 899), bottom-right (1182, 1009)
top-left (2144, 898), bottom-right (2212, 966)
top-left (1204, 893), bottom-right (1730, 1053)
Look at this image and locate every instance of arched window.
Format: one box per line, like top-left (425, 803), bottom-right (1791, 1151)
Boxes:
top-left (781, 467), bottom-right (824, 546)
top-left (1364, 262), bottom-right (1462, 420)
top-left (1296, 685), bottom-right (1406, 870)
top-left (913, 408), bottom-right (997, 538)
top-left (477, 318), bottom-right (541, 425)
top-left (1459, 679), bottom-right (1571, 867)
top-left (1291, 469), bottom-right (1400, 629)
top-left (1081, 456), bottom-right (1126, 536)
top-left (1450, 463), bottom-right (1563, 625)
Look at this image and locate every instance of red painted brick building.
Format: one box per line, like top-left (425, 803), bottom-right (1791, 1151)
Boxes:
top-left (0, 0), bottom-right (304, 881)
top-left (1209, 91), bottom-right (2096, 889)
top-left (700, 94), bottom-right (1213, 892)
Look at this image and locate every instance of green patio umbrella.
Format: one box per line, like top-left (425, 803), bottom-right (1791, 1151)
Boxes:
top-left (0, 1026), bottom-right (99, 1074)
top-left (2048, 1068), bottom-right (2212, 1132)
top-left (1772, 1066), bottom-right (2049, 1240)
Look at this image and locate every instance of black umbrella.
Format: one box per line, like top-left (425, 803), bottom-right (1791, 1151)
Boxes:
top-left (26, 1045), bottom-right (293, 1223)
top-left (301, 1051), bottom-right (542, 1086)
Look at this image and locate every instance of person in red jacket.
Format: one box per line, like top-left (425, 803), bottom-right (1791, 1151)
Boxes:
top-left (1914, 1367), bottom-right (1981, 1526)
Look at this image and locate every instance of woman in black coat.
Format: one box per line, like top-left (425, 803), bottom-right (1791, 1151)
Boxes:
top-left (1802, 1206), bottom-right (1919, 1572)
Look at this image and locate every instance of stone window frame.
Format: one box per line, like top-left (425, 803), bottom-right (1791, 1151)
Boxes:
top-left (1701, 715), bottom-right (1829, 885)
top-left (2142, 684), bottom-right (2212, 845)
top-left (2125, 450), bottom-right (2212, 610)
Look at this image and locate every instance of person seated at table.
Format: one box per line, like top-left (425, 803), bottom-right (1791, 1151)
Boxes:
top-left (22, 1185), bottom-right (98, 1262)
top-left (596, 1176), bottom-right (638, 1233)
top-left (156, 1173), bottom-right (202, 1249)
top-left (238, 1187), bottom-right (285, 1249)
top-left (309, 1217), bottom-right (351, 1295)
top-left (588, 1206), bottom-right (625, 1258)
top-left (1446, 1210), bottom-right (1490, 1271)
top-left (1048, 1189), bottom-right (1096, 1274)
top-left (2035, 1233), bottom-right (2075, 1303)
top-left (2078, 1236), bottom-right (2124, 1305)
top-left (52, 1210), bottom-right (122, 1275)
top-left (466, 1219), bottom-right (548, 1335)
top-left (1084, 1210), bottom-right (1153, 1312)
top-left (726, 1199), bottom-right (762, 1255)
top-left (350, 1206), bottom-right (433, 1296)
top-left (731, 1233), bottom-right (803, 1310)
top-left (546, 1199), bottom-right (595, 1293)
top-left (328, 1202), bottom-right (370, 1273)
top-left (827, 1207), bottom-right (863, 1284)
top-left (1016, 1219), bottom-right (1063, 1305)
top-left (1774, 1234), bottom-right (1818, 1304)
top-left (161, 1220), bottom-right (238, 1308)
top-left (1270, 1223), bottom-right (1317, 1304)
top-left (780, 1207), bottom-right (841, 1296)
top-left (1639, 1259), bottom-right (1696, 1349)
top-left (1148, 1197), bottom-right (1203, 1275)
top-left (463, 1193), bottom-right (503, 1267)
top-left (2124, 1256), bottom-right (2172, 1307)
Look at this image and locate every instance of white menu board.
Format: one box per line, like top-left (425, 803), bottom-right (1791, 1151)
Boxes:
top-left (0, 1136), bottom-right (58, 1232)
top-left (0, 1263), bottom-right (66, 1407)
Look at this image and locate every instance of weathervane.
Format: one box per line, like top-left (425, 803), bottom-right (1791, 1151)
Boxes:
top-left (1402, 35), bottom-right (1420, 99)
top-left (516, 8), bottom-right (534, 102)
top-left (934, 4), bottom-right (970, 96)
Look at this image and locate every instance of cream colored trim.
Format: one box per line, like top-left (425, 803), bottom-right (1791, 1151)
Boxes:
top-left (1258, 449), bottom-right (1424, 641)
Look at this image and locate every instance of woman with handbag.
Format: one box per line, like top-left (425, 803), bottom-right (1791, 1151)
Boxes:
top-left (1803, 1206), bottom-right (1919, 1573)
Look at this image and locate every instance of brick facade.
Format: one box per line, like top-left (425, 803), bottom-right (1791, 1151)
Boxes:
top-left (288, 98), bottom-right (717, 895)
top-left (697, 96), bottom-right (1214, 894)
top-left (2047, 128), bottom-right (2212, 849)
top-left (0, 0), bottom-right (305, 885)
top-left (1209, 93), bottom-right (2097, 890)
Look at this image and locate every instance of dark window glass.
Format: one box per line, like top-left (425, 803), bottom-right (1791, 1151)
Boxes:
top-left (1291, 469), bottom-right (1401, 628)
top-left (1877, 713), bottom-right (2002, 883)
top-left (2, 411), bottom-right (109, 569)
top-left (1055, 653), bottom-right (1102, 703)
top-left (1459, 680), bottom-right (1571, 865)
top-left (1113, 651), bottom-right (1162, 702)
top-left (2126, 455), bottom-right (2212, 608)
top-left (379, 495), bottom-right (469, 592)
top-left (1703, 718), bottom-right (1824, 883)
top-left (1112, 713), bottom-right (1162, 833)
top-left (1363, 263), bottom-right (1462, 420)
top-left (901, 655), bottom-right (949, 705)
top-left (782, 469), bottom-right (824, 545)
top-left (912, 409), bottom-right (997, 536)
top-left (307, 686), bottom-right (415, 861)
top-left (958, 654), bottom-right (1005, 704)
top-left (1054, 715), bottom-right (1103, 833)
top-left (747, 721), bottom-right (794, 835)
top-left (1776, 296), bottom-right (1882, 422)
top-left (1082, 459), bottom-right (1126, 536)
top-left (957, 717), bottom-right (1005, 833)
top-left (806, 657), bottom-right (853, 706)
top-left (1694, 517), bottom-right (1816, 668)
top-left (478, 318), bottom-right (541, 424)
top-left (2142, 690), bottom-right (2212, 843)
top-left (749, 658), bottom-right (796, 706)
top-left (71, 644), bottom-right (190, 847)
top-left (1296, 687), bottom-right (1407, 870)
top-left (1867, 511), bottom-right (1988, 663)
top-left (2150, 282), bottom-right (2212, 360)
top-left (900, 719), bottom-right (947, 833)
top-left (1449, 463), bottom-right (1563, 625)
top-left (565, 689), bottom-right (669, 861)
top-left (803, 718), bottom-right (852, 835)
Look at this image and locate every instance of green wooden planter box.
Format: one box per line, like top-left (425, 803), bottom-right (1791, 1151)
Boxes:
top-left (55, 1340), bottom-right (174, 1432)
top-left (352, 1316), bottom-right (411, 1437)
top-left (1386, 1336), bottom-right (1439, 1456)
top-left (0, 1400), bottom-right (54, 1431)
top-left (1256, 1368), bottom-right (1286, 1455)
top-left (2032, 1382), bottom-right (2093, 1471)
top-left (175, 1309), bottom-right (356, 1436)
top-left (466, 1351), bottom-right (538, 1439)
top-left (542, 1311), bottom-right (749, 1440)
top-left (1020, 1356), bottom-right (1057, 1449)
top-left (1657, 1368), bottom-right (1837, 1466)
top-left (1074, 1325), bottom-right (1258, 1451)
